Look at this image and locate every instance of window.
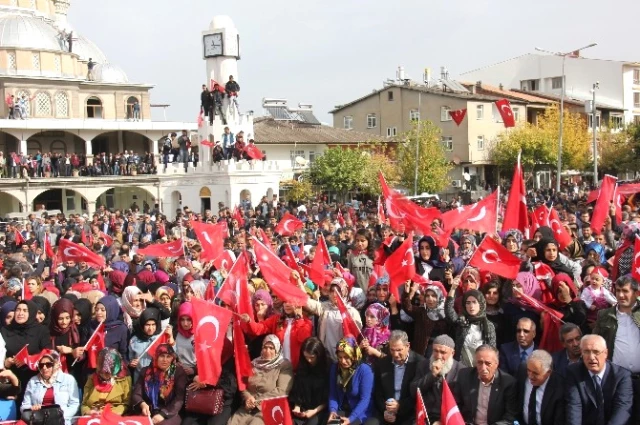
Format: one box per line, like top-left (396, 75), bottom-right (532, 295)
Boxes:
top-left (126, 96), bottom-right (138, 120)
top-left (386, 127), bottom-right (397, 137)
top-left (290, 150), bottom-right (305, 168)
top-left (27, 140), bottom-right (41, 155)
top-left (521, 79), bottom-right (540, 91)
top-left (367, 114), bottom-right (377, 128)
top-left (552, 77), bottom-right (563, 89)
top-left (15, 90), bottom-right (31, 117)
top-left (387, 91), bottom-right (394, 101)
top-left (35, 92), bottom-right (51, 116)
top-left (50, 140), bottom-right (66, 154)
top-left (441, 106), bottom-right (451, 121)
top-left (635, 92), bottom-right (640, 108)
top-left (308, 151), bottom-right (316, 164)
top-left (634, 69), bottom-right (640, 85)
top-left (635, 116), bottom-right (640, 125)
top-left (476, 105), bottom-right (484, 120)
top-left (588, 114), bottom-right (601, 129)
top-left (55, 92), bottom-right (69, 117)
top-left (441, 136), bottom-right (453, 151)
top-left (86, 96), bottom-right (103, 118)
top-left (513, 107), bottom-right (520, 122)
top-left (31, 53), bottom-right (39, 71)
top-left (7, 53), bottom-right (16, 73)
top-left (66, 193), bottom-right (76, 212)
top-left (343, 116), bottom-right (353, 130)
top-left (610, 115), bottom-right (624, 130)
top-left (410, 109), bottom-right (420, 121)
top-left (477, 136), bottom-right (485, 150)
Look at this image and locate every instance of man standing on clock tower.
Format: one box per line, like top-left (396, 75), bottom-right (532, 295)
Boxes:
top-left (225, 75), bottom-right (241, 114)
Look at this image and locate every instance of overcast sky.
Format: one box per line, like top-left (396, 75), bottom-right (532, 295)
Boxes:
top-left (69, 0), bottom-right (639, 125)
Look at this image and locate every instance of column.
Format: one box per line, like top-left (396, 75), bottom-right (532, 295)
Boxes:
top-left (86, 200), bottom-right (96, 217)
top-left (117, 131), bottom-right (124, 153)
top-left (85, 139), bottom-right (93, 165)
top-left (151, 139), bottom-right (159, 169)
top-left (19, 140), bottom-right (27, 155)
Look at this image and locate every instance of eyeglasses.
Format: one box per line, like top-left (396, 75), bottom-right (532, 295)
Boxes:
top-left (583, 349), bottom-right (604, 357)
top-left (38, 362), bottom-right (54, 369)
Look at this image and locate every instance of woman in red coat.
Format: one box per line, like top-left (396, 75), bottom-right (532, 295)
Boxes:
top-left (240, 302), bottom-right (312, 370)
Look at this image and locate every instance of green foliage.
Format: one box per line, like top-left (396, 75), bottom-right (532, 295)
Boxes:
top-left (284, 179), bottom-right (314, 202)
top-left (308, 147), bottom-right (366, 200)
top-left (396, 120), bottom-right (452, 193)
top-left (600, 123), bottom-right (640, 174)
top-left (361, 150), bottom-right (400, 195)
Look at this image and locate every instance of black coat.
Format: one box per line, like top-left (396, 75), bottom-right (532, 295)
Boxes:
top-left (410, 359), bottom-right (462, 422)
top-left (516, 367), bottom-right (565, 425)
top-left (453, 367), bottom-right (518, 425)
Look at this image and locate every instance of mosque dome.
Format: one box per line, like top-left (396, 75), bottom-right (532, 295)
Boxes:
top-left (92, 63), bottom-right (128, 84)
top-left (73, 33), bottom-right (108, 63)
top-left (0, 13), bottom-right (64, 52)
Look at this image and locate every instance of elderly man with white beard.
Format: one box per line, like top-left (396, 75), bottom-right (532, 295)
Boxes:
top-left (409, 335), bottom-right (462, 425)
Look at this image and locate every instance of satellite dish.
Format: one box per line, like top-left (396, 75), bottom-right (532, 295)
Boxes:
top-left (295, 156), bottom-right (309, 166)
top-left (463, 173), bottom-right (471, 181)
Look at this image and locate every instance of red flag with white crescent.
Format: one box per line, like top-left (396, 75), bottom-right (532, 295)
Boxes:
top-left (384, 232), bottom-right (416, 299)
top-left (262, 396), bottom-right (293, 425)
top-left (632, 237), bottom-right (640, 282)
top-left (217, 252), bottom-right (252, 316)
top-left (548, 208), bottom-right (572, 250)
top-left (274, 212), bottom-right (305, 236)
top-left (416, 388), bottom-right (429, 425)
top-left (468, 237), bottom-right (521, 279)
top-left (191, 220), bottom-right (227, 262)
top-left (14, 230), bottom-right (25, 247)
top-left (309, 235), bottom-right (331, 287)
top-left (85, 321), bottom-right (105, 368)
top-left (333, 289), bottom-right (362, 341)
top-left (501, 154), bottom-right (529, 234)
top-left (591, 175), bottom-right (617, 235)
top-left (613, 186), bottom-right (625, 224)
top-left (144, 332), bottom-right (171, 359)
top-left (448, 108), bottom-right (467, 126)
top-left (137, 239), bottom-right (184, 258)
top-left (233, 317), bottom-right (254, 391)
top-left (441, 380), bottom-right (465, 425)
top-left (253, 239), bottom-right (309, 305)
top-left (58, 238), bottom-right (105, 268)
top-left (441, 191), bottom-right (498, 234)
top-left (213, 250), bottom-right (236, 273)
top-left (98, 232), bottom-right (113, 247)
top-left (99, 404), bottom-right (152, 425)
top-left (191, 298), bottom-right (234, 386)
top-left (495, 98), bottom-right (516, 128)
top-left (233, 206), bottom-right (245, 227)
top-left (337, 209), bottom-right (345, 227)
top-left (377, 196), bottom-right (386, 223)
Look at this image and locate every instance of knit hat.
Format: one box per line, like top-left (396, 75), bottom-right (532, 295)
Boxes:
top-left (432, 334), bottom-right (455, 350)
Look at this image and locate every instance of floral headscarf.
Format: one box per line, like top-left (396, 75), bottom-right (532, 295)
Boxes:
top-left (336, 337), bottom-right (362, 389)
top-left (502, 229), bottom-right (524, 249)
top-left (144, 344), bottom-right (178, 410)
top-left (155, 286), bottom-right (174, 304)
top-left (362, 303), bottom-right (390, 351)
top-left (93, 348), bottom-right (128, 393)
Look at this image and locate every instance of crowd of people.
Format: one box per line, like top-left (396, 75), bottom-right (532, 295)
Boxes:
top-left (0, 183), bottom-right (638, 425)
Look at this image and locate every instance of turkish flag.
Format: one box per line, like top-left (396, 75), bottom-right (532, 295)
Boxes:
top-left (14, 230), bottom-right (25, 246)
top-left (337, 209), bottom-right (345, 227)
top-left (85, 321), bottom-right (105, 368)
top-left (81, 229), bottom-right (91, 246)
top-left (76, 416), bottom-right (101, 425)
top-left (548, 208), bottom-right (572, 250)
top-left (333, 288), bottom-right (361, 340)
top-left (539, 312), bottom-right (563, 353)
top-left (617, 182), bottom-right (640, 196)
top-left (197, 112), bottom-right (204, 128)
top-left (274, 212), bottom-right (305, 236)
top-left (58, 239), bottom-right (106, 268)
top-left (378, 196), bottom-right (387, 223)
top-left (495, 98), bottom-right (516, 128)
top-left (213, 250), bottom-right (236, 272)
top-left (262, 396), bottom-right (293, 425)
top-left (591, 175), bottom-right (617, 235)
top-left (191, 298), bottom-right (234, 386)
top-left (217, 252), bottom-right (253, 316)
top-left (469, 237), bottom-right (521, 279)
top-left (253, 239), bottom-right (309, 305)
top-left (233, 318), bottom-right (254, 391)
top-left (98, 232), bottom-right (113, 247)
top-left (282, 244), bottom-right (301, 272)
top-left (631, 237), bottom-right (640, 282)
top-left (201, 140), bottom-right (214, 148)
top-left (137, 239), bottom-right (184, 258)
top-left (44, 234), bottom-right (55, 258)
top-left (309, 235), bottom-right (331, 287)
top-left (441, 380), bottom-right (464, 425)
top-left (385, 233), bottom-right (416, 299)
top-left (15, 345), bottom-right (43, 371)
top-left (245, 143), bottom-right (264, 160)
top-left (613, 186), bottom-right (625, 224)
top-left (416, 388), bottom-right (429, 425)
top-left (533, 205), bottom-right (550, 228)
top-left (191, 220), bottom-right (226, 262)
top-left (233, 206), bottom-right (245, 227)
top-left (144, 332), bottom-right (171, 359)
top-left (449, 108), bottom-right (467, 126)
top-left (501, 155), bottom-right (529, 234)
top-left (100, 404), bottom-right (151, 425)
top-left (22, 279), bottom-right (33, 300)
top-left (96, 273), bottom-right (107, 292)
top-left (586, 189), bottom-right (598, 204)
top-left (441, 190), bottom-right (498, 234)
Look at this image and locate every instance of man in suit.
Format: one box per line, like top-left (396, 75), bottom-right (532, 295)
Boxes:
top-left (552, 322), bottom-right (583, 378)
top-left (410, 335), bottom-right (462, 425)
top-left (368, 330), bottom-right (424, 425)
top-left (517, 349), bottom-right (564, 425)
top-left (500, 317), bottom-right (537, 375)
top-left (565, 334), bottom-right (633, 425)
top-left (454, 345), bottom-right (518, 425)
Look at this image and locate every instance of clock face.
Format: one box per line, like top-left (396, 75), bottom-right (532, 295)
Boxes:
top-left (204, 33), bottom-right (223, 58)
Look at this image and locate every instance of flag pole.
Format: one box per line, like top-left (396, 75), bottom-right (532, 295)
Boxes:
top-left (495, 186), bottom-right (500, 236)
top-left (71, 321), bottom-right (103, 367)
top-left (417, 388), bottom-right (431, 425)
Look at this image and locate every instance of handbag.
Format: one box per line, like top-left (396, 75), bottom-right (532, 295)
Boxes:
top-left (21, 404), bottom-right (65, 425)
top-left (185, 387), bottom-right (224, 416)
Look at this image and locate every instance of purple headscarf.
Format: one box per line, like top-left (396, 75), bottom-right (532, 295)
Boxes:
top-left (362, 303), bottom-right (390, 350)
top-left (252, 289), bottom-right (274, 319)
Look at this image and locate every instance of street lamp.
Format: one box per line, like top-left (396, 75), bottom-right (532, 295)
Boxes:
top-left (535, 43), bottom-right (597, 192)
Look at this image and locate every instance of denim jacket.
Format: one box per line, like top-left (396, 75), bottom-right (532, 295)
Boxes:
top-left (222, 132), bottom-right (235, 149)
top-left (21, 372), bottom-right (80, 425)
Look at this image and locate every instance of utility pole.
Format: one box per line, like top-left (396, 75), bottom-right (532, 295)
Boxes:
top-left (414, 91), bottom-right (421, 196)
top-left (592, 82), bottom-right (599, 187)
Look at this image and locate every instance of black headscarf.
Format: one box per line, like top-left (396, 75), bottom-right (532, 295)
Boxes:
top-left (0, 300), bottom-right (51, 356)
top-left (31, 296), bottom-right (51, 326)
top-left (416, 236), bottom-right (446, 270)
top-left (535, 238), bottom-right (573, 275)
top-left (134, 307), bottom-right (161, 342)
top-left (73, 298), bottom-right (93, 344)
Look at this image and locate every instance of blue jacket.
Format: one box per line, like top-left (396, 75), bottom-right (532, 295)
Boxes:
top-left (329, 363), bottom-right (373, 423)
top-left (21, 372), bottom-right (80, 425)
top-left (499, 341), bottom-right (536, 376)
top-left (222, 132), bottom-right (235, 149)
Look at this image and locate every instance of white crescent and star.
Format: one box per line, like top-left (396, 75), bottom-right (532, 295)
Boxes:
top-left (86, 419), bottom-right (100, 425)
top-left (63, 247), bottom-right (86, 257)
top-left (198, 315), bottom-right (220, 342)
top-left (468, 206), bottom-right (487, 222)
top-left (201, 231), bottom-right (213, 245)
top-left (445, 406), bottom-right (461, 424)
top-left (499, 103), bottom-right (512, 117)
top-left (282, 219), bottom-right (294, 234)
top-left (167, 244), bottom-right (182, 253)
top-left (550, 219), bottom-right (562, 234)
top-left (634, 251), bottom-right (640, 264)
top-left (401, 247), bottom-right (415, 267)
top-left (482, 249), bottom-right (498, 264)
top-left (271, 406), bottom-right (284, 425)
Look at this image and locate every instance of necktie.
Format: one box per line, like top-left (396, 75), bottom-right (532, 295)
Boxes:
top-left (528, 385), bottom-right (539, 425)
top-left (593, 375), bottom-right (605, 425)
top-left (520, 350), bottom-right (528, 363)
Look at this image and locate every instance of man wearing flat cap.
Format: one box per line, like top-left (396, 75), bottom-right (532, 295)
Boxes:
top-left (410, 335), bottom-right (462, 425)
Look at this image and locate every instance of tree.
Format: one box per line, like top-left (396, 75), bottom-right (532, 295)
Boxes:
top-left (539, 106), bottom-right (591, 171)
top-left (283, 179), bottom-right (313, 202)
top-left (600, 123), bottom-right (640, 175)
top-left (308, 147), bottom-right (366, 200)
top-left (396, 120), bottom-right (452, 194)
top-left (490, 124), bottom-right (555, 173)
top-left (360, 150), bottom-right (400, 196)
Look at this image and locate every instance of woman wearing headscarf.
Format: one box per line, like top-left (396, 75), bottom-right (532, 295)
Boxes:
top-left (502, 272), bottom-right (542, 344)
top-left (121, 286), bottom-right (145, 331)
top-left (129, 308), bottom-right (174, 382)
top-left (584, 242), bottom-right (607, 266)
top-left (49, 299), bottom-right (83, 375)
top-left (359, 303), bottom-right (390, 363)
top-left (31, 296), bottom-right (51, 325)
top-left (534, 237), bottom-right (582, 286)
top-left (228, 335), bottom-right (294, 425)
top-left (0, 300), bottom-right (17, 327)
top-left (289, 337), bottom-right (329, 425)
top-left (502, 229), bottom-right (526, 260)
top-left (414, 236), bottom-right (447, 282)
top-left (1, 300), bottom-right (51, 405)
top-left (453, 268), bottom-right (481, 314)
top-left (241, 300), bottom-right (313, 370)
top-left (327, 337), bottom-right (373, 425)
top-left (174, 302), bottom-right (196, 379)
top-left (81, 348), bottom-right (131, 415)
top-left (481, 280), bottom-right (507, 347)
top-left (445, 284), bottom-right (496, 367)
top-left (131, 344), bottom-right (186, 425)
top-left (612, 221), bottom-right (640, 280)
top-left (456, 234), bottom-right (477, 262)
top-left (245, 289), bottom-right (275, 359)
top-left (551, 273), bottom-right (587, 333)
top-left (402, 281), bottom-right (450, 357)
top-left (21, 351), bottom-right (79, 425)
top-left (92, 296), bottom-right (128, 360)
top-left (73, 298), bottom-right (93, 344)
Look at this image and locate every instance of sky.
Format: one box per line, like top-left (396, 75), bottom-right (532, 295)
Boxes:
top-left (69, 0), bottom-right (640, 125)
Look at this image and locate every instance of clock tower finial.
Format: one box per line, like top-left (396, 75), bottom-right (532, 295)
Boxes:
top-left (52, 0), bottom-right (71, 26)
